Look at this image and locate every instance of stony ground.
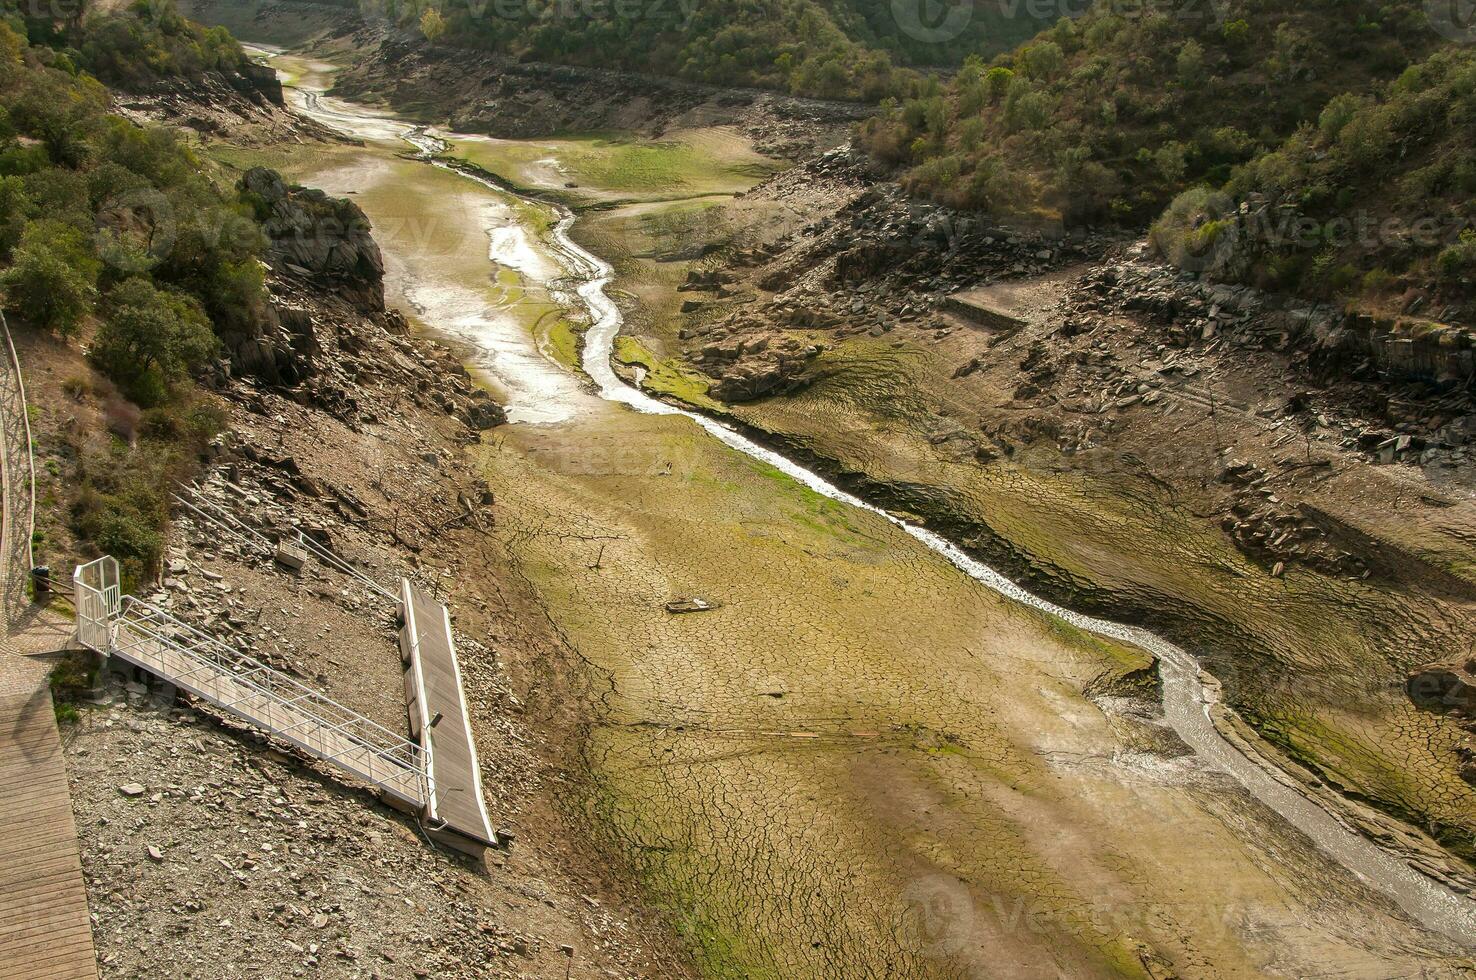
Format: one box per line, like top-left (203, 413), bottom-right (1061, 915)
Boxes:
top-left (45, 272), bottom-right (694, 979)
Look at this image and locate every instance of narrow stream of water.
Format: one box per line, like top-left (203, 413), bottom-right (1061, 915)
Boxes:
top-left (277, 56), bottom-right (1476, 944)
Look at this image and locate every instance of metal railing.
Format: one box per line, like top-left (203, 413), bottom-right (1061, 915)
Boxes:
top-left (73, 553), bottom-right (426, 807)
top-left (173, 485), bottom-right (397, 602)
top-left (73, 556), bottom-right (120, 653)
top-left (0, 310), bottom-right (35, 632)
top-left (110, 596), bottom-right (426, 804)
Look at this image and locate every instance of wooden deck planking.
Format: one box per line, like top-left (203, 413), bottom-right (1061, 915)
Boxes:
top-left (401, 581), bottom-right (496, 852)
top-left (0, 658), bottom-right (98, 980)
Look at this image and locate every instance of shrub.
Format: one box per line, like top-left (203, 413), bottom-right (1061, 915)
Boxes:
top-left (1176, 40), bottom-right (1205, 87)
top-left (1019, 41), bottom-right (1063, 80)
top-left (1003, 80), bottom-right (1051, 132)
top-left (420, 7), bottom-right (447, 42)
top-left (1436, 229), bottom-right (1476, 281)
top-left (61, 375), bottom-right (90, 400)
top-left (1149, 186), bottom-right (1233, 267)
top-left (90, 277), bottom-right (218, 406)
top-left (0, 219), bottom-right (98, 334)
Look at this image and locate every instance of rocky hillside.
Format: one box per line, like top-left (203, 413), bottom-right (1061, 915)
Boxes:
top-left (863, 0), bottom-right (1442, 224)
top-left (325, 30), bottom-right (871, 158)
top-left (1152, 46), bottom-right (1476, 323)
top-left (0, 2), bottom-right (384, 586)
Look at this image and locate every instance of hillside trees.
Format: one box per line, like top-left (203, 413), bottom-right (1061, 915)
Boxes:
top-left (863, 0), bottom-right (1438, 224)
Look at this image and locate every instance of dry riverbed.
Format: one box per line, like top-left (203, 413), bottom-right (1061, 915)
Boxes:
top-left (212, 50), bottom-right (1476, 979)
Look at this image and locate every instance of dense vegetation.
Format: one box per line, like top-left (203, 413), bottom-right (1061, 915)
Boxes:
top-left (861, 0), bottom-right (1438, 224)
top-left (357, 0), bottom-right (1054, 101)
top-left (360, 0), bottom-right (910, 100)
top-left (15, 0), bottom-right (250, 90)
top-left (0, 1), bottom-right (269, 584)
top-left (1152, 46), bottom-right (1476, 313)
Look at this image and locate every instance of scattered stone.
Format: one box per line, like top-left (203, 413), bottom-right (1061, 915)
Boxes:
top-left (665, 597), bottom-right (717, 614)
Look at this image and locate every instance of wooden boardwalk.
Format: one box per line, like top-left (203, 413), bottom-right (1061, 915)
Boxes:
top-left (400, 581), bottom-right (496, 854)
top-left (0, 656), bottom-right (97, 980)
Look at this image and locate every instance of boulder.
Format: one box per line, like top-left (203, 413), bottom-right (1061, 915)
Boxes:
top-left (462, 400), bottom-right (508, 431)
top-left (241, 168), bottom-right (387, 314)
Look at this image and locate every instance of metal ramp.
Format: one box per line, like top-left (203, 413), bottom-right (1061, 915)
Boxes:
top-left (73, 557), bottom-right (426, 810)
top-left (399, 579), bottom-right (497, 854)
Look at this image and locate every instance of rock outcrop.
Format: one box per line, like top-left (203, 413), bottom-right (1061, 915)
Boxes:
top-left (695, 335), bottom-right (821, 403)
top-left (211, 169), bottom-right (389, 387)
top-left (242, 167), bottom-right (386, 314)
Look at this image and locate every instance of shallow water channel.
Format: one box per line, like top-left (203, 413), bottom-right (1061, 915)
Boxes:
top-left (258, 46), bottom-right (1476, 977)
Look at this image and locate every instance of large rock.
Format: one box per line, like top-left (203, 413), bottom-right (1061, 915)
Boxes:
top-left (461, 398), bottom-right (507, 431)
top-left (241, 168), bottom-right (386, 314)
top-left (709, 361), bottom-right (786, 402)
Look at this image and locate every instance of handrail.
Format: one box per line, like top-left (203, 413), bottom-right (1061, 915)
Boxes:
top-left (291, 528), bottom-right (397, 601)
top-left (0, 310), bottom-right (34, 630)
top-left (173, 485), bottom-right (397, 602)
top-left (114, 596), bottom-right (424, 779)
top-left (116, 596), bottom-right (422, 773)
top-left (171, 490), bottom-right (275, 555)
top-left (4, 312), bottom-right (35, 579)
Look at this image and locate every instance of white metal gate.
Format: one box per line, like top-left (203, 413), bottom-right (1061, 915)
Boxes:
top-left (72, 556), bottom-right (120, 653)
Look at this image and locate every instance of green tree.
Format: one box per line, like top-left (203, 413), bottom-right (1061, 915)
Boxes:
top-left (90, 277), bottom-right (217, 406)
top-left (1019, 41), bottom-right (1063, 80)
top-left (0, 174), bottom-right (33, 255)
top-left (0, 219), bottom-right (99, 334)
top-left (1176, 39), bottom-right (1205, 86)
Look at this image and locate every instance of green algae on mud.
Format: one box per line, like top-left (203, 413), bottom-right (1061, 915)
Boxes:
top-left (251, 62), bottom-right (1476, 973)
top-left (472, 416), bottom-right (1191, 978)
top-left (441, 130), bottom-right (781, 205)
top-left (613, 335), bottom-right (724, 412)
top-left (706, 328), bottom-right (1476, 865)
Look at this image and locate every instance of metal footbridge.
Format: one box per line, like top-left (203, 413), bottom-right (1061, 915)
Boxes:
top-left (74, 555), bottom-right (496, 854)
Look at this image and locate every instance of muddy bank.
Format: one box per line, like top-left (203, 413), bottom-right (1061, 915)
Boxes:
top-left (644, 150), bottom-right (1476, 880)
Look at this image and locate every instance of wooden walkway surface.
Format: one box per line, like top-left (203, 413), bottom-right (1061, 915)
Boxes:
top-left (0, 655), bottom-right (97, 980)
top-left (401, 581), bottom-right (496, 853)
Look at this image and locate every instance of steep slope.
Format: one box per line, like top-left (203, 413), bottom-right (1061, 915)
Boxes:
top-left (863, 0), bottom-right (1441, 224)
top-left (0, 1), bottom-right (345, 584)
top-left (185, 0), bottom-right (1061, 101)
top-left (1152, 45), bottom-right (1476, 323)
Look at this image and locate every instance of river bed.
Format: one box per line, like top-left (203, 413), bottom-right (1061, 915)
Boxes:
top-left (245, 46), bottom-right (1476, 977)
